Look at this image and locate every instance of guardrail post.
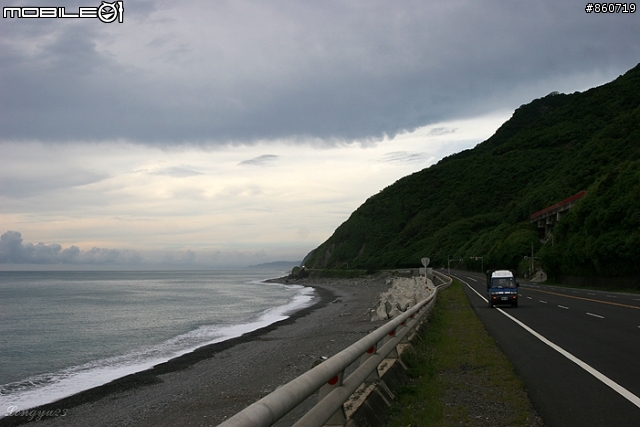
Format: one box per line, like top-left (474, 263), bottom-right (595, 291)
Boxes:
top-left (383, 327), bottom-right (399, 359)
top-left (318, 371), bottom-right (346, 426)
top-left (360, 343), bottom-right (381, 382)
top-left (358, 341), bottom-right (395, 406)
top-left (404, 311), bottom-right (424, 343)
top-left (399, 318), bottom-right (411, 344)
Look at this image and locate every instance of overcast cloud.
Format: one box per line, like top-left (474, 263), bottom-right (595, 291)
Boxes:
top-left (1, 0), bottom-right (638, 267)
top-left (2, 0), bottom-right (638, 144)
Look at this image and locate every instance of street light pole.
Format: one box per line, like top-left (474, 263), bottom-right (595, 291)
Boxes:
top-left (448, 256), bottom-right (463, 274)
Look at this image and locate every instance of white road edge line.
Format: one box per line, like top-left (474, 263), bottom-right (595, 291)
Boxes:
top-left (457, 276), bottom-right (640, 410)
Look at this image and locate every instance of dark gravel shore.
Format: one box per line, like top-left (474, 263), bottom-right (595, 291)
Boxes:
top-left (2, 274), bottom-right (392, 427)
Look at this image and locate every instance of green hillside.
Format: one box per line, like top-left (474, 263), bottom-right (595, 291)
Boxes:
top-left (305, 63), bottom-right (640, 283)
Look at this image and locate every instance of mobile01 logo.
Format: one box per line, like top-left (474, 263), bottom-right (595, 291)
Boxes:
top-left (3, 1), bottom-right (124, 23)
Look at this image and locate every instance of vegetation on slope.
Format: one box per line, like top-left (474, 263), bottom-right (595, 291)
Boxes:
top-left (305, 63), bottom-right (640, 280)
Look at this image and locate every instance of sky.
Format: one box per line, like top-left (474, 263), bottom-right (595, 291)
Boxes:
top-left (1, 0), bottom-right (639, 269)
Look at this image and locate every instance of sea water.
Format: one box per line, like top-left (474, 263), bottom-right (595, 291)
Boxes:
top-left (0, 270), bottom-right (314, 414)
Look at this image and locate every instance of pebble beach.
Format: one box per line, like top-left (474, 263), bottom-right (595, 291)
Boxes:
top-left (1, 274), bottom-right (393, 427)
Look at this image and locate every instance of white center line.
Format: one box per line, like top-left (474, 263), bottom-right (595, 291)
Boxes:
top-left (587, 312), bottom-right (604, 319)
top-left (558, 305), bottom-right (569, 310)
top-left (539, 300), bottom-right (547, 304)
top-left (467, 277), bottom-right (477, 282)
top-left (527, 296), bottom-right (533, 300)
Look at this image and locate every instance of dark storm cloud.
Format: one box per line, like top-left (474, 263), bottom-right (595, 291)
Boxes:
top-left (1, 0), bottom-right (639, 145)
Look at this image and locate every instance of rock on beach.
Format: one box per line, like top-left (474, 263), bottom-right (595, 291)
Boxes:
top-left (369, 276), bottom-right (435, 321)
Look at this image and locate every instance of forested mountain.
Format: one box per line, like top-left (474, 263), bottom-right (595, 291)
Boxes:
top-left (304, 63), bottom-right (640, 282)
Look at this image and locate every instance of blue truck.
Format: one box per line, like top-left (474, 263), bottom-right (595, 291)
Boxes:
top-left (486, 270), bottom-right (519, 308)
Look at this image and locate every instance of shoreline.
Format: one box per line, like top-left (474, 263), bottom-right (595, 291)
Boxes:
top-left (1, 274), bottom-right (391, 427)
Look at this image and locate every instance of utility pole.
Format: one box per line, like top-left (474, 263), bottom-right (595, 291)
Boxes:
top-left (524, 243), bottom-right (539, 278)
top-left (531, 242), bottom-right (535, 276)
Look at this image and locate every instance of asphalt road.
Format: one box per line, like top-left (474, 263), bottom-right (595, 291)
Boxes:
top-left (445, 269), bottom-right (640, 427)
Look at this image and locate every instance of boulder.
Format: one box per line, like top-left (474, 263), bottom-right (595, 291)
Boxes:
top-left (369, 276), bottom-right (434, 321)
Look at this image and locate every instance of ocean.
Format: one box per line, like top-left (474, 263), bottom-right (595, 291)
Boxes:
top-left (0, 270), bottom-right (314, 414)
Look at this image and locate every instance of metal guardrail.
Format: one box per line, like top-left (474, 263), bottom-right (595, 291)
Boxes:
top-left (217, 271), bottom-right (452, 427)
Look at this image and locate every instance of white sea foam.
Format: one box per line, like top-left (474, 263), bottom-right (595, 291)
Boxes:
top-left (0, 280), bottom-right (315, 416)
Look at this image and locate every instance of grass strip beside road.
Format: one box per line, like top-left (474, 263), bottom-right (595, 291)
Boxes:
top-left (387, 279), bottom-right (544, 427)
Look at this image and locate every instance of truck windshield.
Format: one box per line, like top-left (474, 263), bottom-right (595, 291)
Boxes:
top-left (492, 278), bottom-right (515, 288)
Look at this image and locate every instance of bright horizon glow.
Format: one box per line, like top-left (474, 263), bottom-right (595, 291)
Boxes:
top-left (0, 112), bottom-right (509, 269)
